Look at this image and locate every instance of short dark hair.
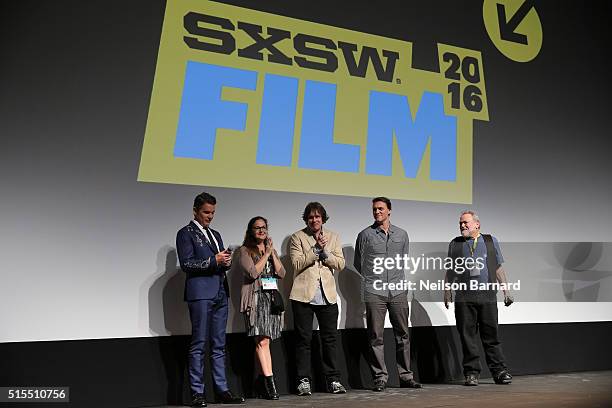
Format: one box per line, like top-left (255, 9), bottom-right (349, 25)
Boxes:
top-left (302, 202), bottom-right (329, 224)
top-left (372, 196), bottom-right (392, 210)
top-left (193, 192), bottom-right (216, 210)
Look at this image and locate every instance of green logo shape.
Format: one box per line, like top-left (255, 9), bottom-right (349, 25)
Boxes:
top-left (483, 0), bottom-right (543, 62)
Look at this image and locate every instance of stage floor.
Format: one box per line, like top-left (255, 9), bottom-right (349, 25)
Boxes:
top-left (153, 371), bottom-right (612, 408)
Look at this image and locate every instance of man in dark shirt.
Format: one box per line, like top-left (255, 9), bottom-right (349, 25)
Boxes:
top-left (444, 210), bottom-right (513, 386)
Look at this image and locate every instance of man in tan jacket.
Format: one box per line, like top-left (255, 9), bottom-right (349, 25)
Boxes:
top-left (289, 202), bottom-right (347, 396)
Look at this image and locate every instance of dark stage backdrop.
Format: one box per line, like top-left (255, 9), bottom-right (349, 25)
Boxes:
top-left (1, 0), bottom-right (611, 406)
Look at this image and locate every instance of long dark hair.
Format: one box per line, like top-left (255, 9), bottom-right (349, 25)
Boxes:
top-left (242, 216), bottom-right (268, 257)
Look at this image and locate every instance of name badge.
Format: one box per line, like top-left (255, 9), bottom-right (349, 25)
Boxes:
top-left (470, 266), bottom-right (481, 277)
top-left (261, 277), bottom-right (278, 290)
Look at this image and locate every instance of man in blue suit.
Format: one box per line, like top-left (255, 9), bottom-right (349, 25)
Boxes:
top-left (176, 192), bottom-right (245, 407)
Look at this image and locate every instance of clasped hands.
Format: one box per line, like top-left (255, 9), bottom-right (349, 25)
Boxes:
top-left (315, 232), bottom-right (328, 250)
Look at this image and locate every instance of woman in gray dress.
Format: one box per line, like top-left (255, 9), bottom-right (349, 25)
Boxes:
top-left (238, 216), bottom-right (286, 399)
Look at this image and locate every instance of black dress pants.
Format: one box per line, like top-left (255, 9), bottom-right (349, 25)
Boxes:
top-left (292, 300), bottom-right (340, 382)
top-left (454, 294), bottom-right (507, 376)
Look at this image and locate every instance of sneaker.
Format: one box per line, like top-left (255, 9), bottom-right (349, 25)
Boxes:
top-left (297, 378), bottom-right (311, 396)
top-left (464, 373), bottom-right (479, 386)
top-left (328, 381), bottom-right (347, 394)
top-left (372, 379), bottom-right (386, 392)
top-left (493, 370), bottom-right (512, 385)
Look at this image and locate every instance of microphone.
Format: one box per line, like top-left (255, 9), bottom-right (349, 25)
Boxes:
top-left (227, 244), bottom-right (240, 253)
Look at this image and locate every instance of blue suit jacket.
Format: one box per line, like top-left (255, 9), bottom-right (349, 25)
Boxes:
top-left (176, 221), bottom-right (230, 301)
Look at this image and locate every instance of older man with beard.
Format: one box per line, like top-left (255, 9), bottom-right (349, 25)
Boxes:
top-left (444, 210), bottom-right (513, 387)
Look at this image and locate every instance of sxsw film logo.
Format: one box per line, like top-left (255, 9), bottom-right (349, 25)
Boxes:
top-left (138, 0), bottom-right (489, 203)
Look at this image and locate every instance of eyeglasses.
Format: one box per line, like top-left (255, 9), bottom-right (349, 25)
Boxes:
top-left (253, 226), bottom-right (267, 231)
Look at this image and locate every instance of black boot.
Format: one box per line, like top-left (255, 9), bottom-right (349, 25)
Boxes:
top-left (262, 375), bottom-right (279, 400)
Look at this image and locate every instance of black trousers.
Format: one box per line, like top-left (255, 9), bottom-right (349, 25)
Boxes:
top-left (292, 300), bottom-right (340, 382)
top-left (454, 295), bottom-right (507, 376)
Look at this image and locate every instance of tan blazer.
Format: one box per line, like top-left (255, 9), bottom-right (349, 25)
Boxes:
top-left (289, 228), bottom-right (345, 303)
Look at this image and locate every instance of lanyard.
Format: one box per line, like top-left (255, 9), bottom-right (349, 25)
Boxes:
top-left (468, 234), bottom-right (480, 257)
